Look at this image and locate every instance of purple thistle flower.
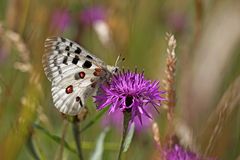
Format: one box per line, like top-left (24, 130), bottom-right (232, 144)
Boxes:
top-left (163, 144), bottom-right (201, 160)
top-left (163, 144), bottom-right (217, 160)
top-left (51, 9), bottom-right (71, 31)
top-left (80, 6), bottom-right (106, 25)
top-left (166, 11), bottom-right (187, 33)
top-left (95, 70), bottom-right (165, 123)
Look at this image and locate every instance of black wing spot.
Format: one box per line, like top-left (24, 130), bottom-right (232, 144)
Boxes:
top-left (75, 47), bottom-right (81, 54)
top-left (67, 52), bottom-right (70, 56)
top-left (86, 55), bottom-right (93, 59)
top-left (58, 66), bottom-right (62, 74)
top-left (79, 98), bottom-right (83, 107)
top-left (82, 60), bottom-right (92, 68)
top-left (61, 37), bottom-right (66, 42)
top-left (65, 46), bottom-right (70, 51)
top-left (76, 96), bottom-right (80, 102)
top-left (72, 56), bottom-right (80, 65)
top-left (69, 42), bottom-right (73, 47)
top-left (53, 58), bottom-right (58, 66)
top-left (55, 46), bottom-right (59, 50)
top-left (76, 96), bottom-right (83, 106)
top-left (63, 56), bottom-right (68, 65)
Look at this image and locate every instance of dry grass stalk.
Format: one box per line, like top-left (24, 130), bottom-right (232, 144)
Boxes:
top-left (163, 33), bottom-right (177, 122)
top-left (194, 0), bottom-right (203, 44)
top-left (203, 76), bottom-right (240, 155)
top-left (152, 122), bottom-right (162, 148)
top-left (0, 22), bottom-right (32, 72)
top-left (0, 71), bottom-right (42, 160)
top-left (152, 122), bottom-right (164, 160)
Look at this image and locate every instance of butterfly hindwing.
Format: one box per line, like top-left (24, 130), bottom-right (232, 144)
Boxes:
top-left (43, 37), bottom-right (108, 115)
top-left (51, 83), bottom-right (95, 115)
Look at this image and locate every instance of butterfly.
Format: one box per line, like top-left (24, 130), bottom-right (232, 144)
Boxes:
top-left (42, 37), bottom-right (119, 115)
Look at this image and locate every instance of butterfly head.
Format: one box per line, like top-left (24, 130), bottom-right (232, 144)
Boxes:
top-left (107, 65), bottom-right (119, 75)
top-left (107, 55), bottom-right (124, 75)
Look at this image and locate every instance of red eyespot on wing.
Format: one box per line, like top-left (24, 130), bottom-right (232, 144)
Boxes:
top-left (93, 68), bottom-right (103, 76)
top-left (66, 85), bottom-right (73, 94)
top-left (79, 72), bottom-right (85, 79)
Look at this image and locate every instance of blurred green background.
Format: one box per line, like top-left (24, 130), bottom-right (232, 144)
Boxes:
top-left (0, 0), bottom-right (240, 159)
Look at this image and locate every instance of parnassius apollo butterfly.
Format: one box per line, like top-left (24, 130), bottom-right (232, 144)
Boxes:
top-left (43, 37), bottom-right (119, 115)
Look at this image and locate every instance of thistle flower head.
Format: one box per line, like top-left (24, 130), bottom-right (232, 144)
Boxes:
top-left (51, 9), bottom-right (71, 31)
top-left (95, 70), bottom-right (165, 122)
top-left (163, 144), bottom-right (217, 160)
top-left (163, 144), bottom-right (200, 160)
top-left (166, 12), bottom-right (187, 33)
top-left (80, 6), bottom-right (106, 25)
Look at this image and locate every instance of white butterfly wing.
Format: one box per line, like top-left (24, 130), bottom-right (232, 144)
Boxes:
top-left (43, 37), bottom-right (109, 115)
top-left (51, 83), bottom-right (93, 115)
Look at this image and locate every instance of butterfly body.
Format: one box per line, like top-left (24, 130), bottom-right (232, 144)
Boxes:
top-left (43, 37), bottom-right (117, 115)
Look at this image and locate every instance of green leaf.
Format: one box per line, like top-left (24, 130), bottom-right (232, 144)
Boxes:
top-left (33, 123), bottom-right (77, 154)
top-left (90, 127), bottom-right (110, 160)
top-left (123, 123), bottom-right (135, 152)
top-left (26, 134), bottom-right (40, 160)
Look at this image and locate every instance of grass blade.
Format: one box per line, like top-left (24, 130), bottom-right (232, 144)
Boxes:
top-left (123, 123), bottom-right (135, 152)
top-left (90, 127), bottom-right (110, 160)
top-left (26, 134), bottom-right (40, 160)
top-left (33, 123), bottom-right (77, 154)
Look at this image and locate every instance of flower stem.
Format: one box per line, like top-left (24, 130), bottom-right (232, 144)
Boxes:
top-left (55, 119), bottom-right (69, 160)
top-left (117, 111), bottom-right (131, 160)
top-left (72, 116), bottom-right (84, 160)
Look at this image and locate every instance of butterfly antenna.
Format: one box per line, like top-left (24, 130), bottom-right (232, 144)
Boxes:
top-left (115, 54), bottom-right (125, 67)
top-left (114, 55), bottom-right (121, 66)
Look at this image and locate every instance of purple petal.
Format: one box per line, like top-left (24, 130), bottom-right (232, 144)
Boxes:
top-left (95, 70), bottom-right (165, 123)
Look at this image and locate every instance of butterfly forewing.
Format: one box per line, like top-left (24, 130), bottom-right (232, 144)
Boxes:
top-left (43, 37), bottom-right (105, 82)
top-left (44, 37), bottom-right (104, 62)
top-left (43, 37), bottom-right (109, 115)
